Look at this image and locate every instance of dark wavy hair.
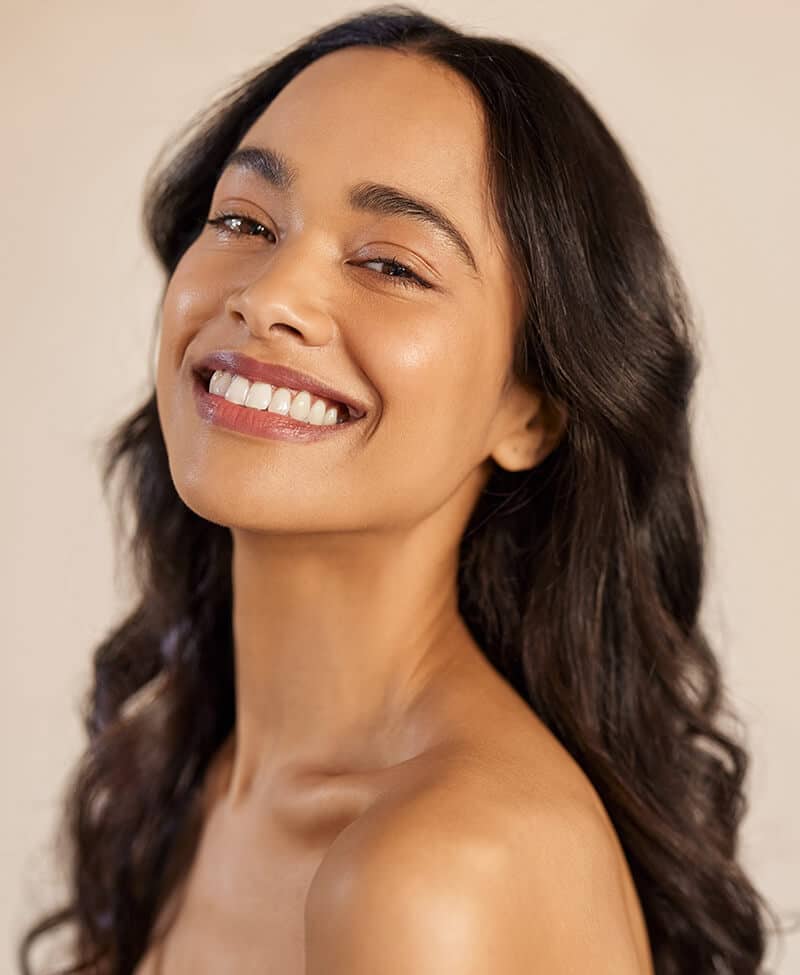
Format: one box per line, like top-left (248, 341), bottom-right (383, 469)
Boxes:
top-left (19, 6), bottom-right (787, 974)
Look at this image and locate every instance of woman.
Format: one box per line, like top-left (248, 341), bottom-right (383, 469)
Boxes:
top-left (19, 5), bottom-right (779, 974)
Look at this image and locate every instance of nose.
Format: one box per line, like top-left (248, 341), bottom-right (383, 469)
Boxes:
top-left (224, 241), bottom-right (337, 348)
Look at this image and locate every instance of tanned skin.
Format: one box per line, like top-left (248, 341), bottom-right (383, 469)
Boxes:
top-left (139, 45), bottom-right (654, 975)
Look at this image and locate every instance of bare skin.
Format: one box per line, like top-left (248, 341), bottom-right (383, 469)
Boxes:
top-left (141, 45), bottom-right (654, 974)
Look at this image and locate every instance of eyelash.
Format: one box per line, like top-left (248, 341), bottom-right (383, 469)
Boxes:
top-left (205, 211), bottom-right (432, 290)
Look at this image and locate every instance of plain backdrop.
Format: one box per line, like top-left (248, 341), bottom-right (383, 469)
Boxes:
top-left (3, 1), bottom-right (798, 971)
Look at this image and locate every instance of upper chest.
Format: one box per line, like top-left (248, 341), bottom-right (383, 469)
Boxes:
top-left (132, 751), bottom-right (427, 975)
top-left (132, 797), bottom-right (346, 975)
top-left (133, 826), bottom-right (319, 975)
top-left (131, 686), bottom-right (652, 975)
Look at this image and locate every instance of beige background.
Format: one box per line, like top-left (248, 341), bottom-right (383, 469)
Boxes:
top-left (3, 1), bottom-right (798, 971)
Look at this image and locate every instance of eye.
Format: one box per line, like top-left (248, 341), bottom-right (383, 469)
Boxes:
top-left (206, 210), bottom-right (276, 242)
top-left (357, 256), bottom-right (431, 290)
top-left (206, 210), bottom-right (432, 290)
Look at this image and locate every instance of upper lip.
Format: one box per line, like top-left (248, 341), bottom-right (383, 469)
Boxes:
top-left (192, 350), bottom-right (368, 419)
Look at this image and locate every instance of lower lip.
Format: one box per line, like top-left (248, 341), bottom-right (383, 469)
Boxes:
top-left (191, 372), bottom-right (361, 442)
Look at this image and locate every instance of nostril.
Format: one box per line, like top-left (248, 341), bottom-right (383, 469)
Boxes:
top-left (268, 323), bottom-right (305, 339)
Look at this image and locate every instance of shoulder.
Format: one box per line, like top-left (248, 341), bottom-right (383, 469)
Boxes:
top-left (305, 766), bottom-right (647, 974)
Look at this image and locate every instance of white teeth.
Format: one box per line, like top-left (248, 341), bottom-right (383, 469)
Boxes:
top-left (267, 387), bottom-right (292, 415)
top-left (244, 381), bottom-right (274, 410)
top-left (224, 375), bottom-right (250, 405)
top-left (307, 399), bottom-right (326, 425)
top-left (209, 370), bottom-right (233, 396)
top-left (207, 369), bottom-right (353, 426)
top-left (289, 390), bottom-right (312, 420)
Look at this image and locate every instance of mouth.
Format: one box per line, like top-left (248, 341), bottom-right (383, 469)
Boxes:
top-left (193, 365), bottom-right (362, 426)
top-left (191, 350), bottom-right (369, 426)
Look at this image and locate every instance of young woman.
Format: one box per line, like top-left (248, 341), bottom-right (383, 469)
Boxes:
top-left (20, 6), bottom-right (779, 974)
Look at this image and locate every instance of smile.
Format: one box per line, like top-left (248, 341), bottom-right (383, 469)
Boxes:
top-left (208, 369), bottom-right (351, 425)
top-left (191, 368), bottom-right (363, 443)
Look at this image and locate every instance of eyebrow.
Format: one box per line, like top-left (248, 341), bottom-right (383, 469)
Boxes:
top-left (218, 145), bottom-right (480, 277)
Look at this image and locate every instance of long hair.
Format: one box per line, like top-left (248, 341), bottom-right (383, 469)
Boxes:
top-left (19, 6), bottom-right (783, 973)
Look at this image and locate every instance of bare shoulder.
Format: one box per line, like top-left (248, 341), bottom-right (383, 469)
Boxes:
top-left (305, 722), bottom-right (654, 974)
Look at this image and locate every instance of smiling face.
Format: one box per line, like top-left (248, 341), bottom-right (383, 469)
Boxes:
top-left (156, 46), bottom-right (545, 535)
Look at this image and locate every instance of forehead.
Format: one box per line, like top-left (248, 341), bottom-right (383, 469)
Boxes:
top-left (234, 46), bottom-right (496, 243)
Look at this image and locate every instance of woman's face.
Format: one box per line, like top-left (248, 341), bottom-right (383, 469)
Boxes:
top-left (156, 46), bottom-right (536, 535)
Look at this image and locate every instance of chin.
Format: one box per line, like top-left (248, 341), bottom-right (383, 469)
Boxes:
top-left (167, 461), bottom-right (360, 535)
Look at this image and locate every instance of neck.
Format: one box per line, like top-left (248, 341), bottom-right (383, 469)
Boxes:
top-left (222, 521), bottom-right (476, 806)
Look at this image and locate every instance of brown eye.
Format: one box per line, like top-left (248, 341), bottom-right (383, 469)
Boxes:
top-left (206, 211), bottom-right (276, 242)
top-left (206, 213), bottom-right (431, 291)
top-left (358, 256), bottom-right (430, 290)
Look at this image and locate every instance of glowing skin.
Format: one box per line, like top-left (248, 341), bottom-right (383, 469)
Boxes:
top-left (157, 44), bottom-right (558, 801)
top-left (142, 46), bottom-right (649, 975)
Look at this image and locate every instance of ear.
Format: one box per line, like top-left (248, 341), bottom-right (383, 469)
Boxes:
top-left (490, 380), bottom-right (567, 473)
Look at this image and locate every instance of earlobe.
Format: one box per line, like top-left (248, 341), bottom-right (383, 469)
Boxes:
top-left (491, 435), bottom-right (540, 472)
top-left (490, 388), bottom-right (567, 473)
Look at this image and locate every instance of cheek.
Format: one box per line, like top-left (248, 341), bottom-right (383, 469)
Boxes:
top-left (155, 251), bottom-right (225, 451)
top-left (159, 252), bottom-right (222, 370)
top-left (358, 314), bottom-right (491, 481)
